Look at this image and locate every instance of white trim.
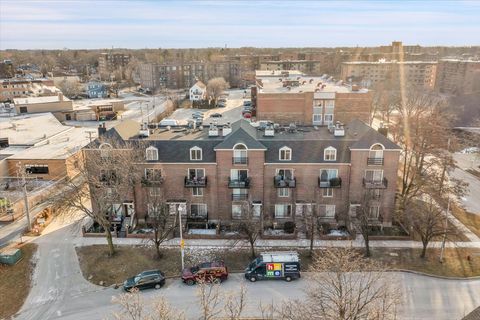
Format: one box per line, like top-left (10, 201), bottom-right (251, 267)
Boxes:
top-left (233, 143), bottom-right (248, 150)
top-left (349, 149), bottom-right (400, 151)
top-left (323, 146), bottom-right (337, 161)
top-left (145, 146), bottom-right (159, 161)
top-left (370, 143), bottom-right (385, 150)
top-left (278, 146), bottom-right (292, 161)
top-left (189, 146), bottom-right (203, 161)
top-left (214, 148), bottom-right (267, 151)
top-left (265, 163), bottom-right (351, 166)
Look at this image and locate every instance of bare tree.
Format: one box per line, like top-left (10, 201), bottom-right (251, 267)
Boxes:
top-left (406, 199), bottom-right (456, 258)
top-left (111, 288), bottom-right (185, 320)
top-left (144, 189), bottom-right (177, 259)
top-left (196, 280), bottom-right (223, 320)
top-left (234, 202), bottom-right (262, 259)
top-left (278, 247), bottom-right (401, 320)
top-left (50, 137), bottom-right (143, 256)
top-left (351, 190), bottom-right (379, 258)
top-left (206, 77), bottom-right (229, 102)
top-left (57, 79), bottom-right (82, 98)
top-left (223, 283), bottom-right (247, 320)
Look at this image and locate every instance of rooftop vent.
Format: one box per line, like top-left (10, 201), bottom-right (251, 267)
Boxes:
top-left (333, 121), bottom-right (345, 137)
top-left (223, 123), bottom-right (232, 136)
top-left (264, 125), bottom-right (275, 137)
top-left (208, 123), bottom-right (219, 137)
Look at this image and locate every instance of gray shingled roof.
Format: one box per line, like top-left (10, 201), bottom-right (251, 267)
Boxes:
top-left (262, 140), bottom-right (352, 163)
top-left (347, 119), bottom-right (401, 150)
top-left (148, 140), bottom-right (218, 163)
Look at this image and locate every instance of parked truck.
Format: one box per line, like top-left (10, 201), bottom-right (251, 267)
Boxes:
top-left (244, 251), bottom-right (300, 282)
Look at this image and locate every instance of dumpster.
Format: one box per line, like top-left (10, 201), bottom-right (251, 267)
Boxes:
top-left (0, 248), bottom-right (22, 265)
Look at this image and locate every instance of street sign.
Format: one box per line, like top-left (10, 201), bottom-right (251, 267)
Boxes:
top-left (180, 239), bottom-right (185, 249)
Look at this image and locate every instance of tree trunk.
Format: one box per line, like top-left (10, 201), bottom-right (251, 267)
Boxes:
top-left (309, 219), bottom-right (315, 257)
top-left (250, 240), bottom-right (256, 259)
top-left (420, 241), bottom-right (428, 258)
top-left (364, 233), bottom-right (371, 257)
top-left (105, 228), bottom-right (115, 256)
top-left (155, 243), bottom-right (163, 259)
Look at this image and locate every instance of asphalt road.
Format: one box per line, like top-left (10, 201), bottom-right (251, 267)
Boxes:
top-left (451, 152), bottom-right (480, 215)
top-left (14, 215), bottom-right (480, 320)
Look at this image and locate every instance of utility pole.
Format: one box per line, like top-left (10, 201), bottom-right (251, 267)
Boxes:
top-left (178, 205), bottom-right (185, 270)
top-left (16, 162), bottom-right (31, 232)
top-left (439, 196), bottom-right (450, 263)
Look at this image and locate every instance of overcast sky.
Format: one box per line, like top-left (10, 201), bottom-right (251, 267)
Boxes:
top-left (1, 0), bottom-right (479, 49)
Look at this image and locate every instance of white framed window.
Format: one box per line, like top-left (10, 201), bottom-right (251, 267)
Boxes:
top-left (369, 206), bottom-right (380, 219)
top-left (190, 146), bottom-right (202, 161)
top-left (369, 144), bottom-right (384, 159)
top-left (279, 146), bottom-right (292, 161)
top-left (190, 203), bottom-right (207, 217)
top-left (325, 100), bottom-right (335, 108)
top-left (232, 204), bottom-right (243, 219)
top-left (365, 169), bottom-right (383, 182)
top-left (324, 114), bottom-right (334, 125)
top-left (149, 187), bottom-right (161, 197)
top-left (145, 168), bottom-right (162, 181)
top-left (192, 187), bottom-right (203, 197)
top-left (274, 204), bottom-right (292, 218)
top-left (319, 205), bottom-right (336, 217)
top-left (252, 203), bottom-right (262, 217)
top-left (230, 169), bottom-right (248, 181)
top-left (322, 188), bottom-right (333, 197)
top-left (145, 146), bottom-right (158, 161)
top-left (233, 144), bottom-right (248, 163)
top-left (320, 169), bottom-right (338, 180)
top-left (188, 168), bottom-right (205, 179)
top-left (278, 188), bottom-right (289, 197)
top-left (324, 146), bottom-right (337, 161)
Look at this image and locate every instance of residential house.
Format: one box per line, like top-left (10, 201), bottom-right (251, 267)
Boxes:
top-left (189, 81), bottom-right (207, 101)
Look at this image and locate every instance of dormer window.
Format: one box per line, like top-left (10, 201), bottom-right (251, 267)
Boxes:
top-left (368, 144), bottom-right (384, 165)
top-left (145, 146), bottom-right (158, 161)
top-left (279, 146), bottom-right (292, 161)
top-left (190, 146), bottom-right (202, 161)
top-left (324, 146), bottom-right (337, 161)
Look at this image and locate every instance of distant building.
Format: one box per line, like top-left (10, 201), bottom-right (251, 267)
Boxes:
top-left (13, 93), bottom-right (74, 120)
top-left (260, 60), bottom-right (322, 75)
top-left (435, 59), bottom-right (480, 95)
top-left (253, 70), bottom-right (373, 125)
top-left (0, 78), bottom-right (56, 102)
top-left (98, 52), bottom-right (130, 79)
top-left (189, 81), bottom-right (207, 101)
top-left (340, 61), bottom-right (437, 89)
top-left (86, 81), bottom-right (108, 98)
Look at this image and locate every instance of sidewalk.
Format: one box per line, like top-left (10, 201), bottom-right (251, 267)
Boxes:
top-left (74, 233), bottom-right (480, 250)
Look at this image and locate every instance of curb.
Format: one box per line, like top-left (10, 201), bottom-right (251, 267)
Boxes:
top-left (388, 268), bottom-right (480, 281)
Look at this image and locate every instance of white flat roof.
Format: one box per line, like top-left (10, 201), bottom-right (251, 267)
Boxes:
top-left (0, 113), bottom-right (68, 145)
top-left (8, 127), bottom-right (97, 160)
top-left (13, 95), bottom-right (71, 104)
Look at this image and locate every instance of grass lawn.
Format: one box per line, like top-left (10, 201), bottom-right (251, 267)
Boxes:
top-left (450, 204), bottom-right (480, 238)
top-left (0, 243), bottom-right (37, 319)
top-left (76, 244), bottom-right (479, 286)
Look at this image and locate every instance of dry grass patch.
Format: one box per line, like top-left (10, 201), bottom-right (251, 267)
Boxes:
top-left (373, 247), bottom-right (480, 277)
top-left (0, 243), bottom-right (37, 319)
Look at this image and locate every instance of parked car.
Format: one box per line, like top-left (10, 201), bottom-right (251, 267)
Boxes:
top-left (123, 270), bottom-right (166, 291)
top-left (243, 100), bottom-right (252, 107)
top-left (211, 113), bottom-right (222, 118)
top-left (244, 252), bottom-right (300, 282)
top-left (192, 114), bottom-right (204, 120)
top-left (242, 107), bottom-right (251, 115)
top-left (182, 261), bottom-right (228, 285)
top-left (159, 119), bottom-right (179, 126)
top-left (130, 228), bottom-right (154, 234)
top-left (243, 112), bottom-right (252, 119)
top-left (216, 101), bottom-right (226, 108)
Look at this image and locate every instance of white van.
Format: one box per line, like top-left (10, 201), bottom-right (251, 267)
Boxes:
top-left (159, 119), bottom-right (179, 126)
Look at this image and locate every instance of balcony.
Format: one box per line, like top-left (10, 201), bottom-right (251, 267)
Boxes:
top-left (363, 177), bottom-right (388, 189)
top-left (232, 193), bottom-right (248, 201)
top-left (273, 176), bottom-right (296, 188)
top-left (318, 177), bottom-right (342, 188)
top-left (228, 177), bottom-right (251, 188)
top-left (367, 157), bottom-right (384, 165)
top-left (141, 176), bottom-right (164, 187)
top-left (232, 157), bottom-right (248, 165)
top-left (184, 176), bottom-right (207, 188)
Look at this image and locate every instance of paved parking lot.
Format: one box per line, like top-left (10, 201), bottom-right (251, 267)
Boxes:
top-left (168, 90), bottom-right (246, 126)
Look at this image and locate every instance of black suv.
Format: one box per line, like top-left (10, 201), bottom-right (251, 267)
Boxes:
top-left (123, 270), bottom-right (166, 291)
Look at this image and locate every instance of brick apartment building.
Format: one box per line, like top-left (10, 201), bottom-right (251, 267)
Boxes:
top-left (253, 70), bottom-right (373, 126)
top-left (341, 61), bottom-right (438, 89)
top-left (89, 119), bottom-right (400, 235)
top-left (98, 52), bottom-right (131, 79)
top-left (1, 78), bottom-right (55, 102)
top-left (260, 60), bottom-right (322, 75)
top-left (435, 59), bottom-right (480, 95)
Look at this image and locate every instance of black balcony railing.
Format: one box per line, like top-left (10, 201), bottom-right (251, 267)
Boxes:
top-left (273, 176), bottom-right (296, 188)
top-left (141, 176), bottom-right (164, 186)
top-left (367, 157), bottom-right (384, 165)
top-left (232, 157), bottom-right (248, 164)
top-left (318, 177), bottom-right (342, 188)
top-left (228, 177), bottom-right (251, 188)
top-left (184, 176), bottom-right (207, 188)
top-left (232, 193), bottom-right (248, 201)
top-left (363, 177), bottom-right (388, 189)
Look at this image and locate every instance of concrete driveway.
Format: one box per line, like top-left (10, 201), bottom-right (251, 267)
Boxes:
top-left (451, 152), bottom-right (480, 215)
top-left (14, 214), bottom-right (480, 320)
